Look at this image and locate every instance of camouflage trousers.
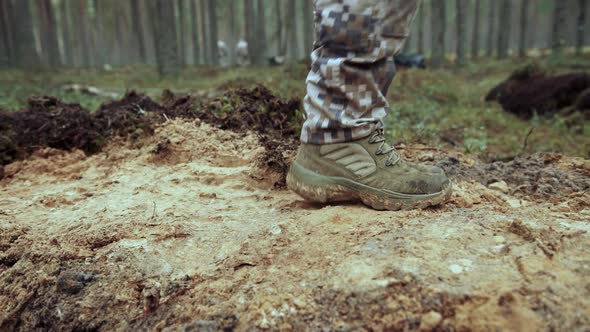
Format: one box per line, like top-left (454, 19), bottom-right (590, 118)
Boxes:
top-left (301, 0), bottom-right (420, 144)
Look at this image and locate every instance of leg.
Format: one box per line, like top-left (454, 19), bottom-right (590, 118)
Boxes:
top-left (301, 0), bottom-right (420, 144)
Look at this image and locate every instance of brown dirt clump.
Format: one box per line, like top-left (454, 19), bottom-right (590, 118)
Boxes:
top-left (438, 153), bottom-right (589, 201)
top-left (485, 65), bottom-right (590, 119)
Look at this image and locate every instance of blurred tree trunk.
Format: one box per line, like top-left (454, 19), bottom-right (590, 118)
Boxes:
top-left (551, 0), bottom-right (567, 56)
top-left (518, 0), bottom-right (530, 58)
top-left (486, 0), bottom-right (496, 57)
top-left (154, 0), bottom-right (179, 77)
top-left (496, 0), bottom-right (511, 59)
top-left (14, 0), bottom-right (40, 68)
top-left (228, 0), bottom-right (237, 64)
top-left (245, 0), bottom-right (256, 64)
top-left (417, 2), bottom-right (424, 55)
top-left (207, 0), bottom-right (218, 65)
top-left (131, 0), bottom-right (147, 63)
top-left (471, 0), bottom-right (481, 59)
top-left (431, 0), bottom-right (446, 67)
top-left (190, 0), bottom-right (201, 65)
top-left (456, 0), bottom-right (467, 66)
top-left (74, 1), bottom-right (91, 67)
top-left (286, 0), bottom-right (298, 61)
top-left (177, 0), bottom-right (186, 66)
top-left (0, 0), bottom-right (15, 67)
top-left (60, 0), bottom-right (74, 66)
top-left (276, 0), bottom-right (284, 55)
top-left (577, 0), bottom-right (587, 55)
top-left (256, 0), bottom-right (267, 64)
top-left (200, 0), bottom-right (210, 64)
top-left (303, 0), bottom-right (313, 57)
top-left (38, 0), bottom-right (60, 66)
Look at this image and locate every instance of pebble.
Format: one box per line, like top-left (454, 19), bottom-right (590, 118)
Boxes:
top-left (488, 181), bottom-right (509, 194)
top-left (420, 311), bottom-right (443, 331)
top-left (57, 271), bottom-right (94, 294)
top-left (449, 264), bottom-right (464, 274)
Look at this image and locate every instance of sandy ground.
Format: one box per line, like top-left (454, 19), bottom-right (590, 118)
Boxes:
top-left (1, 120), bottom-right (589, 331)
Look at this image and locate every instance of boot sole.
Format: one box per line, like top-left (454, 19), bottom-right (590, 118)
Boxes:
top-left (286, 161), bottom-right (452, 211)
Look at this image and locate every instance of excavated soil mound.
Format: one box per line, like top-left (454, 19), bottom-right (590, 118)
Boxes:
top-left (485, 65), bottom-right (590, 118)
top-left (0, 86), bottom-right (301, 182)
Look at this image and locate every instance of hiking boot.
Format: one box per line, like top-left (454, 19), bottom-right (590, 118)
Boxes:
top-left (287, 130), bottom-right (452, 210)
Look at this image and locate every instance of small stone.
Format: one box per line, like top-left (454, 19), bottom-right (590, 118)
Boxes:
top-left (57, 271), bottom-right (94, 294)
top-left (493, 235), bottom-right (506, 243)
top-left (506, 198), bottom-right (522, 208)
top-left (142, 287), bottom-right (161, 315)
top-left (449, 264), bottom-right (464, 274)
top-left (420, 311), bottom-right (442, 331)
top-left (488, 181), bottom-right (509, 194)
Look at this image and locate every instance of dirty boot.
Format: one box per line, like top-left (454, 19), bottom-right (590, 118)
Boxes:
top-left (287, 130), bottom-right (452, 210)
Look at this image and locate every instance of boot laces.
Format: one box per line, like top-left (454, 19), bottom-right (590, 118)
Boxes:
top-left (368, 129), bottom-right (401, 167)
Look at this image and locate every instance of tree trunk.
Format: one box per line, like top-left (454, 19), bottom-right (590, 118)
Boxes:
top-left (471, 0), bottom-right (481, 59)
top-left (518, 0), bottom-right (530, 58)
top-left (60, 0), bottom-right (74, 66)
top-left (228, 0), bottom-right (237, 64)
top-left (303, 0), bottom-right (314, 57)
top-left (417, 2), bottom-right (424, 55)
top-left (496, 0), bottom-right (511, 59)
top-left (276, 0), bottom-right (284, 56)
top-left (190, 0), bottom-right (201, 65)
top-left (155, 0), bottom-right (179, 77)
top-left (286, 0), bottom-right (298, 61)
top-left (456, 0), bottom-right (467, 66)
top-left (13, 0), bottom-right (40, 68)
top-left (0, 0), bottom-right (15, 67)
top-left (245, 0), bottom-right (256, 64)
top-left (486, 0), bottom-right (496, 57)
top-left (37, 0), bottom-right (60, 66)
top-left (200, 0), bottom-right (210, 64)
top-left (75, 1), bottom-right (92, 67)
top-left (131, 0), bottom-right (147, 63)
top-left (551, 0), bottom-right (567, 56)
top-left (255, 0), bottom-right (267, 64)
top-left (176, 0), bottom-right (186, 66)
top-left (431, 0), bottom-right (446, 67)
top-left (577, 0), bottom-right (587, 55)
top-left (207, 0), bottom-right (218, 65)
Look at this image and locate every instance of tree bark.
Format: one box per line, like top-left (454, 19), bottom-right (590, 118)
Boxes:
top-left (228, 0), bottom-right (237, 64)
top-left (37, 0), bottom-right (60, 66)
top-left (131, 0), bottom-right (147, 63)
top-left (486, 0), bottom-right (496, 57)
top-left (551, 0), bottom-right (567, 56)
top-left (255, 0), bottom-right (267, 64)
top-left (190, 0), bottom-right (201, 65)
top-left (496, 0), bottom-right (511, 59)
top-left (155, 0), bottom-right (179, 77)
top-left (417, 2), bottom-right (424, 55)
top-left (286, 0), bottom-right (298, 61)
top-left (207, 0), bottom-right (219, 65)
top-left (276, 0), bottom-right (284, 55)
top-left (60, 0), bottom-right (74, 66)
top-left (576, 0), bottom-right (586, 55)
top-left (431, 0), bottom-right (446, 67)
top-left (303, 0), bottom-right (314, 57)
top-left (245, 0), bottom-right (256, 64)
top-left (200, 0), bottom-right (210, 64)
top-left (518, 0), bottom-right (530, 58)
top-left (471, 0), bottom-right (481, 59)
top-left (456, 0), bottom-right (467, 66)
top-left (0, 0), bottom-right (15, 66)
top-left (13, 0), bottom-right (40, 68)
top-left (176, 0), bottom-right (186, 65)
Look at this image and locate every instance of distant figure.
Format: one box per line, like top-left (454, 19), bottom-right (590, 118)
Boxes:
top-left (218, 40), bottom-right (230, 67)
top-left (236, 39), bottom-right (249, 67)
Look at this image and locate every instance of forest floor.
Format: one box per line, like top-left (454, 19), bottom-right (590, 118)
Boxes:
top-left (0, 57), bottom-right (589, 330)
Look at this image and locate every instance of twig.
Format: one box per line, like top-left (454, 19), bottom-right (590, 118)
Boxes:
top-left (151, 201), bottom-right (157, 220)
top-left (162, 113), bottom-right (170, 122)
top-left (521, 126), bottom-right (535, 154)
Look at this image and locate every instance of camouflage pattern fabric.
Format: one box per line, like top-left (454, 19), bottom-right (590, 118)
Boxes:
top-left (301, 0), bottom-right (420, 144)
